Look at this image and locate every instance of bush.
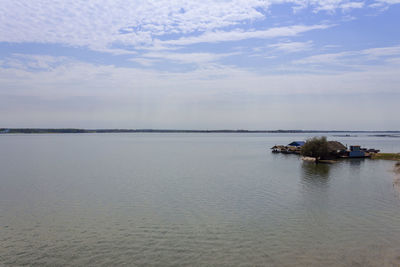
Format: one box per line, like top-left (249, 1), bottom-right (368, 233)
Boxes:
top-left (300, 136), bottom-right (329, 160)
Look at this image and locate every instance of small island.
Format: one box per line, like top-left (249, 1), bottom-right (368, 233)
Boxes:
top-left (272, 136), bottom-right (400, 163)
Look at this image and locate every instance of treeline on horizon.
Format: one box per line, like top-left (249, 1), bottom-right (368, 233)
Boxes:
top-left (1, 128), bottom-right (400, 134)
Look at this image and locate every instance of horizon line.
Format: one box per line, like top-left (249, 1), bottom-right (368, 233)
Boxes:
top-left (1, 128), bottom-right (400, 133)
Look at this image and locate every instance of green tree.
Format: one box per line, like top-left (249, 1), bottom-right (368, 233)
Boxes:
top-left (300, 136), bottom-right (329, 161)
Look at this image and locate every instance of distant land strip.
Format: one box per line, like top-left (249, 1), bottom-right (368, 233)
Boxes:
top-left (1, 128), bottom-right (400, 134)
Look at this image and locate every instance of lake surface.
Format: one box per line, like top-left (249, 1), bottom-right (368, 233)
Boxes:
top-left (1, 133), bottom-right (400, 266)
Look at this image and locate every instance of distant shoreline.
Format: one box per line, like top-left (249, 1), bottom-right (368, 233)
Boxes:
top-left (1, 128), bottom-right (400, 134)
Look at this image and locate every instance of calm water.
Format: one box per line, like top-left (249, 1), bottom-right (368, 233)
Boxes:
top-left (1, 133), bottom-right (400, 266)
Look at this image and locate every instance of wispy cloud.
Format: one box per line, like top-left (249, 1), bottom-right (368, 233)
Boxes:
top-left (161, 24), bottom-right (331, 46)
top-left (2, 51), bottom-right (400, 99)
top-left (340, 1), bottom-right (365, 11)
top-left (134, 52), bottom-right (237, 65)
top-left (293, 44), bottom-right (400, 66)
top-left (268, 40), bottom-right (313, 53)
top-left (293, 51), bottom-right (353, 65)
top-left (1, 54), bottom-right (71, 71)
top-left (308, 0), bottom-right (365, 12)
top-left (361, 45), bottom-right (400, 58)
top-left (129, 58), bottom-right (160, 67)
top-left (372, 0), bottom-right (400, 5)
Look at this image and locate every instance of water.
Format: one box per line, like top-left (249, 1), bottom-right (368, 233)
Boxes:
top-left (1, 133), bottom-right (400, 266)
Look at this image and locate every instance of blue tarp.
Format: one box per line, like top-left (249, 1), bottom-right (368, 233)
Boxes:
top-left (288, 141), bottom-right (305, 147)
top-left (349, 151), bottom-right (365, 157)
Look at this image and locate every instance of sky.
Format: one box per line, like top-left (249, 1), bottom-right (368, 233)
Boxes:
top-left (0, 0), bottom-right (400, 130)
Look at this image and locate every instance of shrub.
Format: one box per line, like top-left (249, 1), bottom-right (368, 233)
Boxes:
top-left (300, 136), bottom-right (329, 160)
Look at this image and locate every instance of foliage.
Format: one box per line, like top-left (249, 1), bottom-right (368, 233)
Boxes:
top-left (300, 136), bottom-right (329, 159)
top-left (371, 153), bottom-right (400, 161)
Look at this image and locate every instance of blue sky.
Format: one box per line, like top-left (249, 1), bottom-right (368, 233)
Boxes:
top-left (1, 0), bottom-right (400, 130)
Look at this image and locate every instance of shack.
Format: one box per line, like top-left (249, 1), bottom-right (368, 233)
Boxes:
top-left (271, 145), bottom-right (286, 153)
top-left (315, 141), bottom-right (347, 159)
top-left (327, 141), bottom-right (347, 156)
top-left (349, 145), bottom-right (366, 158)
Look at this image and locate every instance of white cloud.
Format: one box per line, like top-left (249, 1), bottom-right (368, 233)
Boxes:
top-left (293, 45), bottom-right (400, 66)
top-left (340, 2), bottom-right (365, 10)
top-left (161, 24), bottom-right (331, 46)
top-left (361, 46), bottom-right (400, 58)
top-left (135, 52), bottom-right (236, 65)
top-left (374, 0), bottom-right (400, 4)
top-left (1, 54), bottom-right (72, 70)
top-left (287, 0), bottom-right (364, 12)
top-left (0, 0), bottom-right (269, 52)
top-left (129, 58), bottom-right (160, 67)
top-left (1, 52), bottom-right (400, 100)
top-left (293, 51), bottom-right (354, 65)
top-left (0, 1), bottom-right (394, 54)
top-left (369, 0), bottom-right (400, 8)
top-left (268, 40), bottom-right (313, 53)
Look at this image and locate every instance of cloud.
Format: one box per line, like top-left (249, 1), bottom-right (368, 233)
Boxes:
top-left (1, 52), bottom-right (400, 100)
top-left (373, 0), bottom-right (400, 4)
top-left (340, 2), bottom-right (365, 11)
top-left (0, 1), bottom-right (394, 54)
top-left (0, 54), bottom-right (71, 70)
top-left (0, 0), bottom-right (269, 52)
top-left (293, 44), bottom-right (400, 66)
top-left (1, 2), bottom-right (400, 129)
top-left (293, 51), bottom-right (353, 65)
top-left (129, 58), bottom-right (160, 67)
top-left (306, 0), bottom-right (364, 12)
top-left (134, 52), bottom-right (237, 65)
top-left (268, 40), bottom-right (313, 53)
top-left (361, 45), bottom-right (400, 58)
top-left (369, 0), bottom-right (400, 8)
top-left (161, 24), bottom-right (331, 46)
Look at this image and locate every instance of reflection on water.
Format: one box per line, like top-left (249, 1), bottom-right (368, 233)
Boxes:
top-left (1, 134), bottom-right (400, 266)
top-left (393, 162), bottom-right (400, 194)
top-left (300, 161), bottom-right (331, 197)
top-left (301, 161), bottom-right (331, 180)
top-left (348, 158), bottom-right (365, 168)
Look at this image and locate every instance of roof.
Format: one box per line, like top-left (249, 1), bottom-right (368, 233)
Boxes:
top-left (288, 141), bottom-right (305, 147)
top-left (271, 145), bottom-right (286, 149)
top-left (327, 141), bottom-right (346, 151)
